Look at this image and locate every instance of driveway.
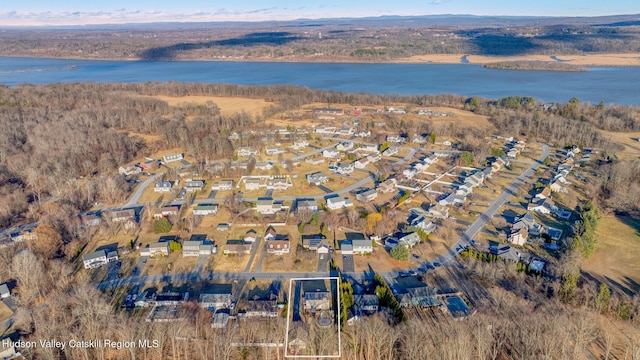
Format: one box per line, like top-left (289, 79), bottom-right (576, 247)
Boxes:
top-left (192, 255), bottom-right (208, 274)
top-left (131, 256), bottom-right (148, 277)
top-left (317, 253), bottom-right (330, 272)
top-left (207, 190), bottom-right (218, 199)
top-left (342, 254), bottom-right (355, 273)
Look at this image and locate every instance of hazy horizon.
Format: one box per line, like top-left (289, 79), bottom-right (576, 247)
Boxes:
top-left (1, 0), bottom-right (639, 27)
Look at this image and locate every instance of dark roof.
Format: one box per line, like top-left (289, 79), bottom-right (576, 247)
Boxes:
top-left (158, 235), bottom-right (179, 242)
top-left (189, 234), bottom-right (207, 242)
top-left (345, 232), bottom-right (367, 241)
top-left (203, 283), bottom-right (233, 295)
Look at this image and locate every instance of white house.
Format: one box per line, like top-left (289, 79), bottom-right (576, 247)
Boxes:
top-left (154, 181), bottom-right (173, 192)
top-left (265, 146), bottom-right (285, 156)
top-left (256, 198), bottom-right (282, 215)
top-left (336, 142), bottom-right (354, 151)
top-left (297, 199), bottom-right (319, 212)
top-left (83, 250), bottom-right (111, 269)
top-left (527, 199), bottom-right (556, 214)
top-left (326, 197), bottom-right (354, 210)
top-left (266, 177), bottom-right (292, 190)
top-left (193, 204), bottom-right (218, 216)
top-left (211, 180), bottom-right (233, 191)
top-left (306, 172), bottom-right (329, 185)
top-left (237, 147), bottom-right (258, 157)
top-left (354, 157), bottom-right (370, 169)
top-left (386, 134), bottom-right (405, 143)
top-left (290, 140), bottom-right (309, 150)
top-left (336, 163), bottom-right (355, 175)
top-left (0, 283), bottom-right (9, 299)
top-left (245, 178), bottom-right (262, 190)
top-left (355, 130), bottom-right (371, 138)
top-left (162, 153), bottom-right (184, 163)
top-left (382, 146), bottom-right (398, 156)
top-left (322, 149), bottom-right (340, 158)
top-left (352, 239), bottom-right (373, 254)
top-left (409, 216), bottom-right (436, 234)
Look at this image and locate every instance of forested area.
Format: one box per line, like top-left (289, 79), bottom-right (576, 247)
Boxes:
top-left (0, 242), bottom-right (639, 359)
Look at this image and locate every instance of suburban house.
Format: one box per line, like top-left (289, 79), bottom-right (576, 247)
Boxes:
top-left (148, 242), bottom-right (170, 257)
top-left (382, 146), bottom-right (399, 156)
top-left (507, 227), bottom-right (529, 246)
top-left (403, 168), bottom-right (417, 179)
top-left (359, 144), bottom-right (378, 153)
top-left (290, 140), bottom-right (309, 150)
top-left (353, 294), bottom-right (379, 313)
top-left (0, 283), bottom-right (9, 299)
top-left (119, 165), bottom-right (142, 176)
top-left (162, 153), bottom-right (184, 163)
top-left (193, 204), bottom-right (218, 216)
top-left (265, 146), bottom-right (285, 155)
top-left (314, 125), bottom-right (336, 134)
top-left (246, 299), bottom-right (278, 317)
top-left (355, 130), bottom-right (371, 138)
top-left (153, 206), bottom-right (179, 219)
top-left (211, 312), bottom-right (230, 328)
top-left (512, 213), bottom-right (542, 236)
top-left (412, 134), bottom-right (427, 144)
top-left (387, 107), bottom-right (406, 114)
top-left (550, 181), bottom-right (567, 193)
top-left (83, 249), bottom-right (118, 269)
top-left (229, 161), bottom-right (249, 170)
top-left (244, 229), bottom-right (258, 243)
top-left (303, 291), bottom-right (331, 312)
top-left (305, 157), bottom-right (324, 165)
top-left (355, 188), bottom-right (378, 202)
top-left (199, 284), bottom-right (233, 309)
top-left (216, 223), bottom-right (230, 231)
top-left (335, 163), bottom-right (355, 175)
top-left (110, 209), bottom-right (136, 223)
top-left (386, 134), bottom-right (406, 143)
top-left (224, 240), bottom-right (252, 255)
top-left (354, 157), bottom-right (370, 169)
top-left (184, 180), bottom-right (205, 192)
top-left (527, 198), bottom-right (557, 214)
top-left (326, 196), bottom-right (354, 210)
top-left (378, 178), bottom-right (397, 193)
top-left (237, 147), bottom-right (258, 157)
top-left (245, 177), bottom-right (261, 190)
top-left (302, 234), bottom-right (327, 251)
top-left (336, 142), bottom-right (354, 151)
top-left (256, 198), bottom-right (282, 215)
top-left (183, 234), bottom-right (214, 257)
top-left (266, 177), bottom-right (292, 190)
top-left (336, 127), bottom-right (355, 136)
top-left (428, 204), bottom-right (449, 219)
top-left (266, 237), bottom-right (290, 255)
top-left (322, 149), bottom-right (340, 158)
top-left (297, 199), bottom-right (318, 213)
top-left (154, 181), bottom-right (173, 193)
top-left (385, 232), bottom-right (421, 249)
top-left (409, 216), bottom-right (436, 234)
top-left (534, 186), bottom-right (552, 200)
top-left (255, 161), bottom-right (274, 171)
top-left (307, 172), bottom-right (329, 186)
top-left (438, 193), bottom-right (466, 206)
top-left (314, 107), bottom-right (344, 115)
top-left (212, 180), bottom-right (234, 191)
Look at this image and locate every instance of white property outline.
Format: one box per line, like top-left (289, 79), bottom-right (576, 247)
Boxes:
top-left (285, 277), bottom-right (341, 358)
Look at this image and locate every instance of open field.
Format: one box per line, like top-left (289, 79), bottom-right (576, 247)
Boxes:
top-left (353, 248), bottom-right (416, 272)
top-left (115, 130), bottom-right (162, 144)
top-left (599, 130), bottom-right (640, 160)
top-left (401, 53), bottom-right (640, 67)
top-left (152, 95), bottom-right (272, 117)
top-left (583, 215), bottom-right (640, 295)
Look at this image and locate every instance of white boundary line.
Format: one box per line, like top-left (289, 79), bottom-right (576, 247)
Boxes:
top-left (285, 277), bottom-right (341, 358)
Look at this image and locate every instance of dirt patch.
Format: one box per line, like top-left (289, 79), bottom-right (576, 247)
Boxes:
top-left (583, 215), bottom-right (640, 295)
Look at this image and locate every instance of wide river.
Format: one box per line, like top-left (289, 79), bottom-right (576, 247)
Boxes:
top-left (1, 57), bottom-right (639, 105)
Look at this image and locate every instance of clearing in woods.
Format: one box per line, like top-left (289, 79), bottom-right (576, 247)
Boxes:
top-left (152, 95), bottom-right (272, 117)
top-left (582, 215), bottom-right (640, 295)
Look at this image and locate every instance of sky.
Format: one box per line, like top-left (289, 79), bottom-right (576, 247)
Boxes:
top-left (0, 0), bottom-right (639, 26)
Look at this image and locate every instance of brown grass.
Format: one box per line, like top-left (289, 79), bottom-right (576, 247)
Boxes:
top-left (153, 95), bottom-right (272, 117)
top-left (599, 130), bottom-right (640, 160)
top-left (583, 215), bottom-right (640, 294)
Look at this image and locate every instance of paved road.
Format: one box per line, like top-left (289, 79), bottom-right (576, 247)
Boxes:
top-left (126, 173), bottom-right (162, 207)
top-left (317, 253), bottom-right (330, 272)
top-left (427, 144), bottom-right (550, 268)
top-left (207, 190), bottom-right (218, 199)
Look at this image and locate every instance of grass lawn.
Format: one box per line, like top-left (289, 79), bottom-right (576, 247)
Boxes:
top-left (143, 251), bottom-right (197, 275)
top-left (138, 183), bottom-right (175, 204)
top-left (210, 253), bottom-right (250, 272)
top-left (353, 248), bottom-right (415, 272)
top-left (583, 215), bottom-right (640, 295)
